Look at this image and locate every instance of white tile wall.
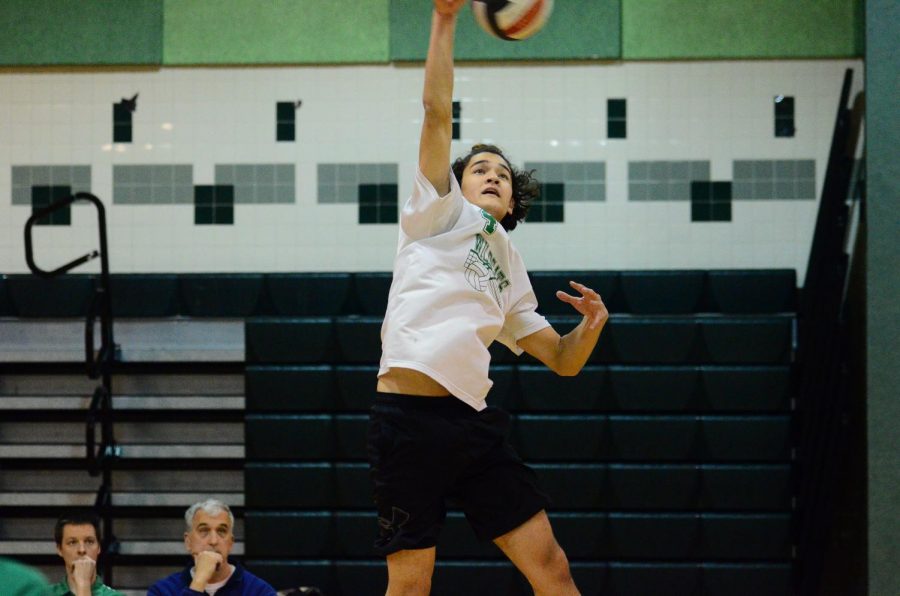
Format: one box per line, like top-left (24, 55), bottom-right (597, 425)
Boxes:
top-left (0, 60), bottom-right (863, 282)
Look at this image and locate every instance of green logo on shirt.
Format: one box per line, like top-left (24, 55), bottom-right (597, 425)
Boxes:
top-left (480, 210), bottom-right (497, 235)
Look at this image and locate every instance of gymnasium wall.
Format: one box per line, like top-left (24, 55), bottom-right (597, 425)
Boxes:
top-left (0, 1), bottom-right (864, 282)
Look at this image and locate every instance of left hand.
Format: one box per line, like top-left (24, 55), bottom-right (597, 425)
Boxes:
top-left (556, 281), bottom-right (609, 331)
top-left (71, 556), bottom-right (96, 588)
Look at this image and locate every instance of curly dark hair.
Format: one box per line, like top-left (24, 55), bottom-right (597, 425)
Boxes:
top-left (451, 144), bottom-right (539, 232)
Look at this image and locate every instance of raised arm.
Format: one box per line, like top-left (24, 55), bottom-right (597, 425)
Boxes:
top-left (419, 0), bottom-right (466, 195)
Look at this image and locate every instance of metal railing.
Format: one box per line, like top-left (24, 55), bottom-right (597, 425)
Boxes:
top-left (24, 192), bottom-right (121, 582)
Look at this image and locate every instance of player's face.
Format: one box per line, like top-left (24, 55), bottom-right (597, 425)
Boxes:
top-left (57, 524), bottom-right (100, 574)
top-left (184, 509), bottom-right (234, 563)
top-left (461, 152), bottom-right (515, 222)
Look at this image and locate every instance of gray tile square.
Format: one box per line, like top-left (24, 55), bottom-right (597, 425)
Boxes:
top-left (585, 162), bottom-right (605, 181)
top-left (647, 161), bottom-right (668, 181)
top-left (318, 164), bottom-right (336, 185)
top-left (151, 166), bottom-right (173, 185)
top-left (113, 186), bottom-right (132, 204)
top-left (274, 184), bottom-right (294, 203)
top-left (113, 166), bottom-right (130, 185)
top-left (12, 186), bottom-right (30, 205)
top-left (732, 181), bottom-right (754, 200)
top-left (797, 179), bottom-right (816, 199)
top-left (565, 183), bottom-right (586, 202)
top-left (11, 166), bottom-right (30, 186)
top-left (235, 165), bottom-right (254, 185)
top-left (275, 164), bottom-right (294, 184)
top-left (359, 164), bottom-right (379, 184)
top-left (774, 181), bottom-right (794, 199)
top-left (775, 160), bottom-right (795, 179)
top-left (233, 184), bottom-right (253, 204)
top-left (256, 164), bottom-right (275, 186)
top-left (563, 162), bottom-right (585, 181)
top-left (690, 161), bottom-right (710, 180)
top-left (733, 161), bottom-right (753, 180)
top-left (336, 182), bottom-right (357, 203)
top-left (337, 164), bottom-right (358, 184)
top-left (173, 165), bottom-right (192, 186)
top-left (670, 161), bottom-right (690, 181)
top-left (318, 183), bottom-right (336, 203)
top-left (645, 181), bottom-right (667, 200)
top-left (173, 184), bottom-right (193, 204)
top-left (72, 166), bottom-right (90, 187)
top-left (584, 182), bottom-right (605, 201)
top-left (754, 161), bottom-right (774, 179)
top-left (669, 181), bottom-right (691, 201)
top-left (133, 186), bottom-right (153, 203)
top-left (629, 162), bottom-right (649, 181)
top-left (629, 182), bottom-right (649, 201)
top-left (543, 162), bottom-right (564, 183)
top-left (379, 164), bottom-right (398, 184)
top-left (133, 166), bottom-right (152, 185)
top-left (753, 180), bottom-right (774, 200)
top-left (796, 160), bottom-right (815, 179)
top-left (216, 165), bottom-right (235, 184)
top-left (32, 166), bottom-right (50, 185)
top-left (151, 185), bottom-right (173, 203)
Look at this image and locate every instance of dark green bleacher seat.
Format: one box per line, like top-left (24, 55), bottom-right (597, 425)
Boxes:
top-left (6, 274), bottom-right (94, 317)
top-left (517, 365), bottom-right (606, 410)
top-left (707, 269), bottom-right (796, 313)
top-left (0, 275), bottom-right (13, 316)
top-left (334, 317), bottom-right (382, 362)
top-left (700, 317), bottom-right (793, 363)
top-left (351, 272), bottom-right (392, 315)
top-left (602, 318), bottom-right (699, 363)
top-left (529, 271), bottom-right (624, 314)
top-left (265, 273), bottom-right (351, 316)
top-left (245, 365), bottom-right (335, 411)
top-left (620, 270), bottom-right (707, 314)
top-left (180, 273), bottom-right (263, 316)
top-left (245, 318), bottom-right (336, 363)
top-left (110, 274), bottom-right (178, 317)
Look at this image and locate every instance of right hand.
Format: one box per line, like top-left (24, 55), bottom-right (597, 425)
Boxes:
top-left (190, 550), bottom-right (223, 587)
top-left (71, 557), bottom-right (96, 588)
top-left (434, 0), bottom-right (466, 16)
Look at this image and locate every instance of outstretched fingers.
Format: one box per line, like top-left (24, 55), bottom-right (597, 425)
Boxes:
top-left (555, 280), bottom-right (609, 330)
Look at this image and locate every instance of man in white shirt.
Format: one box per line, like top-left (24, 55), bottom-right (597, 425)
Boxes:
top-left (369, 2), bottom-right (609, 595)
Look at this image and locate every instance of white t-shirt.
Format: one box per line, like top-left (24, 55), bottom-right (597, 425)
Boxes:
top-left (378, 168), bottom-right (550, 410)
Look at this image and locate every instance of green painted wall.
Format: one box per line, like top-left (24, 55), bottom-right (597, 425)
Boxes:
top-left (623, 0), bottom-right (863, 59)
top-left (390, 0), bottom-right (621, 62)
top-left (163, 0), bottom-right (389, 65)
top-left (866, 1), bottom-right (900, 594)
top-left (0, 0), bottom-right (162, 66)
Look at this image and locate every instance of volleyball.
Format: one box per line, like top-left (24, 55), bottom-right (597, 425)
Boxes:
top-left (471, 0), bottom-right (553, 41)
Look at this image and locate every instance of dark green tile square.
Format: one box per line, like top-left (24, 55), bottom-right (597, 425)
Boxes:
top-left (31, 185), bottom-right (51, 206)
top-left (113, 124), bottom-right (132, 143)
top-left (527, 205), bottom-right (545, 222)
top-left (195, 206), bottom-right (213, 225)
top-left (711, 202), bottom-right (731, 221)
top-left (452, 101), bottom-right (461, 118)
top-left (712, 182), bottom-right (732, 201)
top-left (277, 122), bottom-right (295, 142)
top-left (358, 184), bottom-right (378, 205)
top-left (277, 102), bottom-right (295, 121)
top-left (608, 119), bottom-right (626, 139)
top-left (359, 205), bottom-right (378, 224)
top-left (545, 202), bottom-right (564, 222)
top-left (607, 99), bottom-right (626, 119)
top-left (215, 185), bottom-right (234, 206)
top-left (774, 95), bottom-right (794, 116)
top-left (691, 202), bottom-right (711, 222)
top-left (214, 206), bottom-right (233, 224)
top-left (452, 121), bottom-right (460, 140)
top-left (378, 184), bottom-right (398, 202)
top-left (195, 186), bottom-right (213, 205)
top-left (691, 181), bottom-right (712, 200)
top-left (541, 182), bottom-right (565, 202)
top-left (113, 103), bottom-right (132, 124)
top-left (380, 204), bottom-right (398, 223)
top-left (775, 117), bottom-right (795, 138)
top-left (31, 185), bottom-right (71, 226)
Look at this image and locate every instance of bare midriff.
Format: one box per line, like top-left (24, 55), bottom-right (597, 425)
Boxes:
top-left (377, 367), bottom-right (452, 397)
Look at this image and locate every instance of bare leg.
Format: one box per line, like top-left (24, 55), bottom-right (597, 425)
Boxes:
top-left (493, 511), bottom-right (580, 596)
top-left (385, 547), bottom-right (437, 596)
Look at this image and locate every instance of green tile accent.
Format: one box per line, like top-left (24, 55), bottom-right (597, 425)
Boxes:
top-left (623, 0), bottom-right (862, 59)
top-left (277, 122), bottom-right (295, 142)
top-left (276, 102), bottom-right (295, 121)
top-left (164, 0), bottom-right (388, 65)
top-left (608, 120), bottom-right (626, 139)
top-left (31, 185), bottom-right (71, 226)
top-left (0, 0), bottom-right (162, 66)
top-left (391, 0), bottom-right (621, 61)
top-left (608, 98), bottom-right (627, 119)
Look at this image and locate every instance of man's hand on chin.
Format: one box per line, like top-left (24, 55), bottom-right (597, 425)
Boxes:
top-left (190, 550), bottom-right (223, 590)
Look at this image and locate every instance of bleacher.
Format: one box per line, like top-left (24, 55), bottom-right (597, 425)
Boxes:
top-left (0, 270), bottom-right (796, 594)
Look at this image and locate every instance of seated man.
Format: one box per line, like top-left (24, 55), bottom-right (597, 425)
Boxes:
top-left (49, 513), bottom-right (123, 596)
top-left (148, 498), bottom-right (276, 596)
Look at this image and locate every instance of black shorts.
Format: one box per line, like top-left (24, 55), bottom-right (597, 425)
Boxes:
top-left (367, 393), bottom-right (550, 556)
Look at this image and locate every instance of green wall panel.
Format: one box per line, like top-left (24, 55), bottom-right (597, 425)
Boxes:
top-left (390, 0), bottom-right (621, 62)
top-left (163, 0), bottom-right (389, 65)
top-left (0, 0), bottom-right (162, 66)
top-left (623, 0), bottom-right (863, 59)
